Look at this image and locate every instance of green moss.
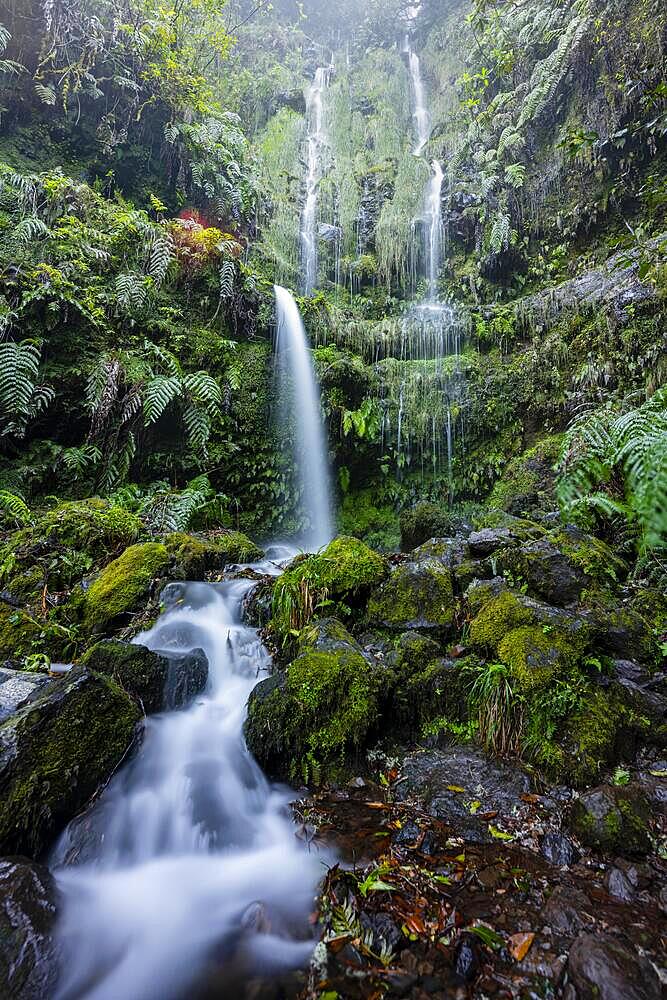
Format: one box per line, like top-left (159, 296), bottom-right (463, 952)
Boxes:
top-left (0, 499), bottom-right (143, 600)
top-left (469, 590), bottom-right (534, 648)
top-left (80, 640), bottom-right (168, 714)
top-left (569, 783), bottom-right (651, 854)
top-left (367, 560), bottom-right (455, 631)
top-left (340, 489), bottom-right (400, 551)
top-left (499, 625), bottom-right (578, 691)
top-left (0, 666), bottom-right (140, 856)
top-left (0, 603), bottom-right (79, 664)
top-left (399, 502), bottom-right (454, 551)
top-left (471, 510), bottom-right (545, 540)
top-left (547, 528), bottom-right (627, 588)
top-left (164, 530), bottom-right (261, 578)
top-left (487, 435), bottom-right (562, 514)
top-left (269, 536), bottom-right (388, 646)
top-left (561, 689), bottom-right (649, 787)
top-left (84, 542), bottom-right (170, 633)
top-left (245, 621), bottom-right (379, 780)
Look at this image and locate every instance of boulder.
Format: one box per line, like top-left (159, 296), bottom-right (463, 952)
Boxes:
top-left (80, 640), bottom-right (169, 713)
top-left (467, 527), bottom-right (512, 556)
top-left (165, 530), bottom-right (262, 578)
top-left (394, 747), bottom-right (530, 842)
top-left (0, 665), bottom-right (140, 856)
top-left (84, 542), bottom-right (170, 633)
top-left (567, 932), bottom-right (662, 1000)
top-left (0, 858), bottom-right (60, 1000)
top-left (367, 560), bottom-right (455, 632)
top-left (0, 668), bottom-right (51, 722)
top-left (245, 619), bottom-right (379, 781)
top-left (568, 783), bottom-right (651, 855)
top-left (163, 649), bottom-right (209, 709)
top-left (399, 503), bottom-right (459, 551)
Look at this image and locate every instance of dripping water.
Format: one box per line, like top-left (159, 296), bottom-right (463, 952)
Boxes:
top-left (300, 66), bottom-right (330, 295)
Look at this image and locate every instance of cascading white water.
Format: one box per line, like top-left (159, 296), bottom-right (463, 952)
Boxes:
top-left (274, 284), bottom-right (333, 550)
top-left (300, 66), bottom-right (329, 295)
top-left (406, 45), bottom-right (430, 155)
top-left (426, 160), bottom-right (444, 301)
top-left (50, 557), bottom-right (322, 1000)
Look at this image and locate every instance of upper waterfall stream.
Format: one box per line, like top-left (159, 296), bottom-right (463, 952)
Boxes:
top-left (50, 553), bottom-right (323, 1000)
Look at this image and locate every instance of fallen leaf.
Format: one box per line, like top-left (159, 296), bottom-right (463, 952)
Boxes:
top-left (447, 785), bottom-right (465, 793)
top-left (508, 931), bottom-right (535, 961)
top-left (364, 801), bottom-right (388, 809)
top-left (489, 824), bottom-right (514, 841)
top-left (520, 793), bottom-right (540, 804)
top-left (468, 799), bottom-right (482, 814)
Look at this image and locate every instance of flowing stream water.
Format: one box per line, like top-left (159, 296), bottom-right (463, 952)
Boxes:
top-left (274, 284), bottom-right (334, 550)
top-left (51, 552), bottom-right (323, 1000)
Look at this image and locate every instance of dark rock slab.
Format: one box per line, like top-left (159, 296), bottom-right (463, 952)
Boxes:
top-left (163, 648), bottom-right (209, 709)
top-left (540, 831), bottom-right (580, 867)
top-left (0, 668), bottom-right (51, 722)
top-left (395, 747), bottom-right (530, 841)
top-left (0, 857), bottom-right (59, 999)
top-left (0, 666), bottom-right (140, 857)
top-left (567, 932), bottom-right (662, 1000)
top-left (467, 527), bottom-right (512, 556)
top-left (568, 783), bottom-right (652, 855)
top-left (81, 640), bottom-right (169, 714)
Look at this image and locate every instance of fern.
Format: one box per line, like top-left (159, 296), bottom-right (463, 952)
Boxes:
top-left (0, 340), bottom-right (54, 438)
top-left (558, 389), bottom-right (667, 551)
top-left (0, 491), bottom-right (31, 527)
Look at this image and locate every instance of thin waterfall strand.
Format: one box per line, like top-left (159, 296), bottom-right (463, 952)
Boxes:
top-left (300, 66), bottom-right (329, 294)
top-left (274, 284), bottom-right (334, 549)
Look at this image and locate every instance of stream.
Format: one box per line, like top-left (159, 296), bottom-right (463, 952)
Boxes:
top-left (50, 547), bottom-right (323, 1000)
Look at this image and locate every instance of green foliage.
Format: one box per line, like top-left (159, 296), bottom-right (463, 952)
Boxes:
top-left (0, 340), bottom-right (54, 439)
top-left (557, 388), bottom-right (667, 551)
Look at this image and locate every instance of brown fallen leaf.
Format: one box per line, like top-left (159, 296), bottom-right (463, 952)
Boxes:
top-left (520, 793), bottom-right (540, 804)
top-left (508, 931), bottom-right (535, 962)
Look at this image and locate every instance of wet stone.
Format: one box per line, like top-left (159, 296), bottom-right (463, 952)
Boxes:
top-left (454, 932), bottom-right (480, 983)
top-left (0, 668), bottom-right (51, 722)
top-left (0, 858), bottom-right (60, 1000)
top-left (605, 867), bottom-right (636, 903)
top-left (540, 831), bottom-right (580, 867)
top-left (567, 932), bottom-right (662, 1000)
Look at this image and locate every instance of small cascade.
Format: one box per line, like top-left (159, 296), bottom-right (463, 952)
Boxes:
top-left (50, 563), bottom-right (323, 1000)
top-left (274, 284), bottom-right (333, 549)
top-left (300, 66), bottom-right (330, 295)
top-left (406, 44), bottom-right (430, 155)
top-left (426, 160), bottom-right (444, 301)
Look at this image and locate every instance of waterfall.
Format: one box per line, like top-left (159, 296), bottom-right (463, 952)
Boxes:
top-left (426, 160), bottom-right (444, 302)
top-left (50, 561), bottom-right (323, 1000)
top-left (274, 284), bottom-right (333, 549)
top-left (407, 47), bottom-right (430, 155)
top-left (300, 66), bottom-right (329, 295)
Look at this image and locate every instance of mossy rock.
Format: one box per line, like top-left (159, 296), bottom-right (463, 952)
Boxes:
top-left (80, 640), bottom-right (169, 714)
top-left (394, 655), bottom-right (472, 734)
top-left (269, 536), bottom-right (388, 646)
top-left (498, 625), bottom-right (579, 691)
top-left (399, 503), bottom-right (456, 551)
top-left (471, 510), bottom-right (545, 541)
top-left (0, 665), bottom-right (140, 856)
top-left (245, 619), bottom-right (379, 781)
top-left (84, 542), bottom-right (170, 634)
top-left (568, 783), bottom-right (651, 855)
top-left (367, 560), bottom-right (455, 632)
top-left (559, 688), bottom-right (649, 787)
top-left (0, 604), bottom-right (78, 664)
top-left (0, 499), bottom-right (142, 599)
top-left (164, 530), bottom-right (261, 579)
top-left (487, 435), bottom-right (562, 515)
top-left (469, 589), bottom-right (534, 647)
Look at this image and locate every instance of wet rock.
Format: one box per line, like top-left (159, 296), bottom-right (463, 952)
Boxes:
top-left (80, 640), bottom-right (169, 714)
top-left (245, 619), bottom-right (379, 780)
top-left (163, 648), bottom-right (208, 708)
top-left (410, 536), bottom-right (468, 568)
top-left (567, 932), bottom-right (662, 1000)
top-left (0, 668), bottom-right (51, 722)
top-left (496, 537), bottom-right (589, 606)
top-left (84, 542), bottom-right (170, 633)
top-left (360, 910), bottom-right (402, 953)
top-left (467, 527), bottom-right (511, 556)
top-left (0, 858), bottom-right (60, 1000)
top-left (367, 560), bottom-right (455, 632)
top-left (399, 503), bottom-right (457, 550)
top-left (395, 747), bottom-right (530, 840)
top-left (605, 867), bottom-right (636, 902)
top-left (454, 932), bottom-right (480, 983)
top-left (568, 784), bottom-right (651, 855)
top-left (0, 665), bottom-right (140, 856)
top-left (540, 831), bottom-right (580, 867)
top-left (541, 885), bottom-right (591, 937)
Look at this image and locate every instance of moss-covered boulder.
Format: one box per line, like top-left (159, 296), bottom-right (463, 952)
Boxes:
top-left (80, 640), bottom-right (169, 714)
top-left (487, 435), bottom-right (562, 515)
top-left (496, 527), bottom-right (626, 606)
top-left (0, 499), bottom-right (142, 599)
top-left (164, 530), bottom-right (262, 577)
top-left (245, 619), bottom-right (379, 781)
top-left (84, 542), bottom-right (170, 633)
top-left (0, 603), bottom-right (79, 664)
top-left (367, 560), bottom-right (455, 632)
top-left (399, 503), bottom-right (459, 551)
top-left (498, 625), bottom-right (580, 691)
top-left (269, 536), bottom-right (388, 646)
top-left (568, 783), bottom-right (652, 855)
top-left (0, 665), bottom-right (140, 856)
